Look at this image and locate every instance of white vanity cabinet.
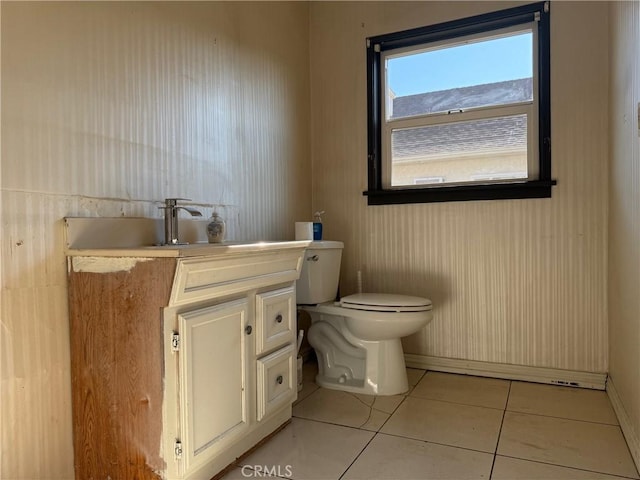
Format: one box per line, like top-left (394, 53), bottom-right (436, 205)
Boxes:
top-left (66, 242), bottom-right (307, 480)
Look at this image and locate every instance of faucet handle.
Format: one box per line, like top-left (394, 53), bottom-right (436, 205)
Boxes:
top-left (164, 198), bottom-right (192, 207)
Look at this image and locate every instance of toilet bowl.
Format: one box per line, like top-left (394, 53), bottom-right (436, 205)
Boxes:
top-left (296, 241), bottom-right (434, 396)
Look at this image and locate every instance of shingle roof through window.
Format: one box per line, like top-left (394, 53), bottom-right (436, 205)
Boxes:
top-left (390, 78), bottom-right (531, 160)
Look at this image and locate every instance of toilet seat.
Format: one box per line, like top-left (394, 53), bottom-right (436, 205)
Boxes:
top-left (340, 293), bottom-right (432, 313)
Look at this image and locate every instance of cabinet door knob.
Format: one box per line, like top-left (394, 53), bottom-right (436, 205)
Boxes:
top-left (276, 375), bottom-right (283, 385)
top-left (276, 314), bottom-right (283, 323)
top-left (245, 325), bottom-right (252, 335)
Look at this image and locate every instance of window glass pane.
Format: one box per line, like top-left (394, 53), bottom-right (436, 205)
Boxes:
top-left (386, 31), bottom-right (533, 120)
top-left (390, 114), bottom-right (528, 187)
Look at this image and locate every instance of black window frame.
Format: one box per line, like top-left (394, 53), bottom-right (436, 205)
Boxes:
top-left (364, 1), bottom-right (556, 205)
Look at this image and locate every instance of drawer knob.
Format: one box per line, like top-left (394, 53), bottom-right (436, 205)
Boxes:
top-left (245, 325), bottom-right (252, 335)
top-left (276, 375), bottom-right (283, 385)
top-left (276, 314), bottom-right (283, 323)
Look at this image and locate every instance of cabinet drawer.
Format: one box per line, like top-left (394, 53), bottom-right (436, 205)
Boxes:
top-left (256, 344), bottom-right (296, 422)
top-left (255, 286), bottom-right (296, 355)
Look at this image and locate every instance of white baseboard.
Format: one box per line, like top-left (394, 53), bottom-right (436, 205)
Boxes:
top-left (404, 354), bottom-right (607, 390)
top-left (607, 378), bottom-right (640, 473)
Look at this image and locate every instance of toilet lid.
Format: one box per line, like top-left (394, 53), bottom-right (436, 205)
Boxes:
top-left (340, 293), bottom-right (432, 312)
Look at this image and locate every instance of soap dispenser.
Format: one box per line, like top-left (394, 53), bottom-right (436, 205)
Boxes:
top-left (313, 211), bottom-right (324, 241)
top-left (207, 212), bottom-right (226, 243)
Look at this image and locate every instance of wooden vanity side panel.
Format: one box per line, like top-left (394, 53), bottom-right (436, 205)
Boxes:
top-left (68, 258), bottom-right (177, 480)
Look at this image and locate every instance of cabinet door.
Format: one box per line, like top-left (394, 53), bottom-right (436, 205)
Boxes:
top-left (178, 299), bottom-right (251, 474)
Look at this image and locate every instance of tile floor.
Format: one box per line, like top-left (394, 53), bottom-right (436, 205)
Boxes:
top-left (222, 362), bottom-right (640, 480)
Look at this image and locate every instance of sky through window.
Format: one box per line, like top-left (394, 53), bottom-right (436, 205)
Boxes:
top-left (387, 32), bottom-right (533, 97)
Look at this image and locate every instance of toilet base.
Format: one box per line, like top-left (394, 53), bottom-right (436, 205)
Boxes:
top-left (314, 373), bottom-right (365, 394)
top-left (308, 318), bottom-right (410, 396)
top-left (314, 359), bottom-right (409, 396)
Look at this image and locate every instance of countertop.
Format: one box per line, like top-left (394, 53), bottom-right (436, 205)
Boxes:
top-left (66, 240), bottom-right (312, 258)
top-left (64, 217), bottom-right (311, 257)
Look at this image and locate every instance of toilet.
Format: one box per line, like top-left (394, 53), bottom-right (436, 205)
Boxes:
top-left (296, 241), bottom-right (433, 396)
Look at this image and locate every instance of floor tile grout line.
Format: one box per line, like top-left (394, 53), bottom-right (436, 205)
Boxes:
top-left (414, 371), bottom-right (619, 423)
top-left (291, 371), bottom-right (421, 480)
top-left (408, 368), bottom-right (427, 387)
top-left (293, 382), bottom-right (322, 406)
top-left (374, 430), bottom-right (498, 457)
top-left (337, 431), bottom-right (379, 480)
top-left (279, 416), bottom-right (379, 480)
top-left (290, 415), bottom-right (381, 435)
top-left (505, 408), bottom-right (624, 427)
top-left (231, 435), bottom-right (637, 480)
top-left (407, 393), bottom-right (510, 412)
top-left (292, 394), bottom-right (409, 434)
top-left (296, 371), bottom-right (628, 442)
top-left (616, 423), bottom-right (640, 479)
top-left (337, 428), bottom-right (510, 480)
top-left (293, 368), bottom-right (422, 431)
top-left (332, 371), bottom-right (430, 478)
top-left (376, 385), bottom-right (413, 431)
top-left (495, 453), bottom-right (640, 480)
top-left (489, 380), bottom-right (512, 479)
top-left (405, 392), bottom-right (621, 426)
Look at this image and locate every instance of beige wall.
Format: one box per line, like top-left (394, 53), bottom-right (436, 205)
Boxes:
top-left (608, 0), bottom-right (640, 467)
top-left (0, 2), bottom-right (310, 477)
top-left (1, 1), bottom-right (629, 477)
top-left (310, 2), bottom-right (609, 371)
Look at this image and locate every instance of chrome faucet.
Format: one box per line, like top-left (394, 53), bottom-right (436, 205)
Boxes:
top-left (160, 198), bottom-right (202, 245)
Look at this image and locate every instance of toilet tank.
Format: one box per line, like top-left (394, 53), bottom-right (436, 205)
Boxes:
top-left (296, 241), bottom-right (343, 304)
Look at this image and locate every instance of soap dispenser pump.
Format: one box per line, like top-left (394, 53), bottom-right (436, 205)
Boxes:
top-left (313, 211), bottom-right (324, 241)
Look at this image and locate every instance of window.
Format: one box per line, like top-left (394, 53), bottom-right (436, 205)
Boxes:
top-left (365, 2), bottom-right (555, 205)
